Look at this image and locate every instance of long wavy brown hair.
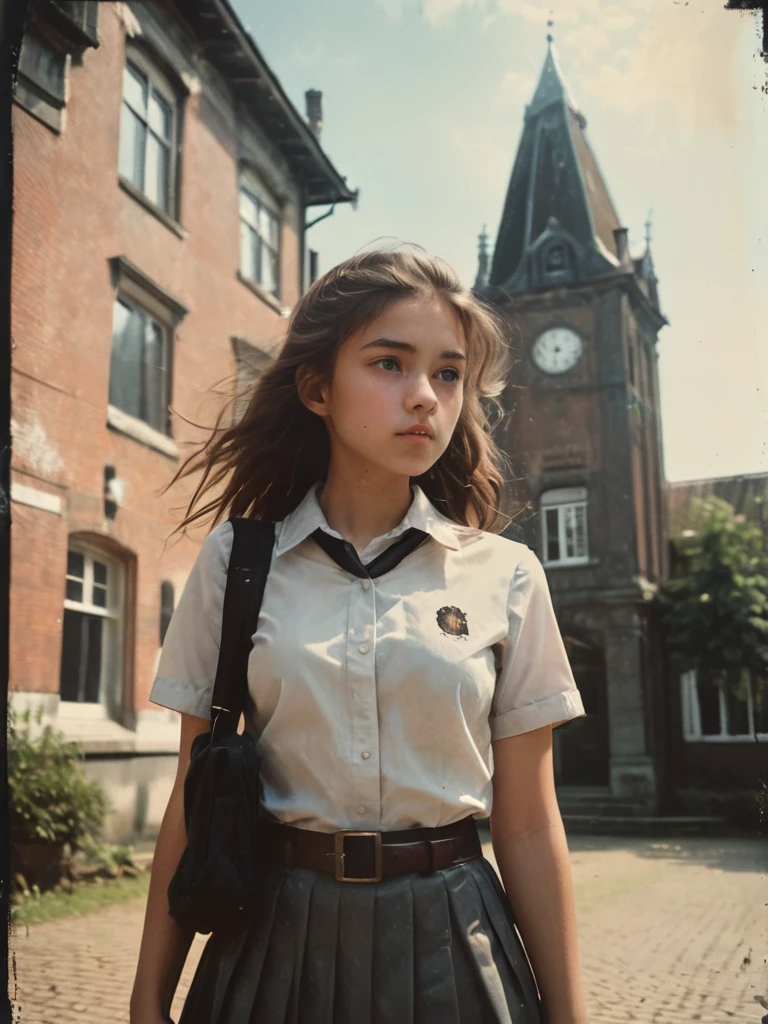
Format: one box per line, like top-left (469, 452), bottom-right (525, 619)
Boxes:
top-left (164, 246), bottom-right (515, 536)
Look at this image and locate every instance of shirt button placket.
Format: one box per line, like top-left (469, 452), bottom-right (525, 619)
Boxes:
top-left (348, 575), bottom-right (379, 824)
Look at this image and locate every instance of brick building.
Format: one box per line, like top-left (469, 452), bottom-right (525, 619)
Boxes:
top-left (665, 472), bottom-right (768, 792)
top-left (10, 0), bottom-right (355, 840)
top-left (476, 40), bottom-right (669, 815)
top-left (477, 39), bottom-right (766, 815)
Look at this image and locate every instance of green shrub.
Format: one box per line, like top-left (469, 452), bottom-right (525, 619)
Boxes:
top-left (78, 835), bottom-right (136, 876)
top-left (676, 786), bottom-right (766, 831)
top-left (8, 704), bottom-right (111, 848)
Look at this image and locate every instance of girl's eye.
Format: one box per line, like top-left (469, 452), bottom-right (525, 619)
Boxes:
top-left (437, 367), bottom-right (461, 383)
top-left (372, 358), bottom-right (461, 383)
top-left (374, 357), bottom-right (400, 372)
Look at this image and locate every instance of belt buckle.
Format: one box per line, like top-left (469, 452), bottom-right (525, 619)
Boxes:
top-left (334, 830), bottom-right (383, 883)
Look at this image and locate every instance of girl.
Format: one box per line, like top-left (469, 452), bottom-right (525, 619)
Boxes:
top-left (130, 247), bottom-right (589, 1024)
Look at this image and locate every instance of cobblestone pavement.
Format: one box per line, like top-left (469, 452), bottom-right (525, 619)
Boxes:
top-left (7, 835), bottom-right (767, 1023)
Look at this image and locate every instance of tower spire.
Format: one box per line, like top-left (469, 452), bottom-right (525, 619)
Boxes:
top-left (474, 224), bottom-right (490, 290)
top-left (644, 208), bottom-right (653, 249)
top-left (487, 36), bottom-right (624, 292)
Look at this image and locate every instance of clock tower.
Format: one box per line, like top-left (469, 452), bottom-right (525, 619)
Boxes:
top-left (476, 38), bottom-right (669, 814)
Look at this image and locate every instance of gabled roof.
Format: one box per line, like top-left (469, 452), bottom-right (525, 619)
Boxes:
top-left (180, 0), bottom-right (358, 207)
top-left (488, 41), bottom-right (621, 292)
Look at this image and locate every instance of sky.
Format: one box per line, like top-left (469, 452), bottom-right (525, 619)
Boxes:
top-left (233, 0), bottom-right (767, 484)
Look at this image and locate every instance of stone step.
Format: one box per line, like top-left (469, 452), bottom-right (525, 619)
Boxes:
top-left (556, 800), bottom-right (648, 817)
top-left (561, 814), bottom-right (728, 837)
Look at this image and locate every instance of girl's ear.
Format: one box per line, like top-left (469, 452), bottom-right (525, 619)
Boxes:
top-left (296, 364), bottom-right (330, 419)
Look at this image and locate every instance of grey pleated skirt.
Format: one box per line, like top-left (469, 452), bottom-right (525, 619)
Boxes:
top-left (177, 855), bottom-right (544, 1024)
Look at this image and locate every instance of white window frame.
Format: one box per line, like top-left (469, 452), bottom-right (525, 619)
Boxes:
top-left (118, 51), bottom-right (179, 216)
top-left (238, 169), bottom-right (281, 299)
top-left (541, 487), bottom-right (589, 567)
top-left (681, 669), bottom-right (768, 743)
top-left (59, 544), bottom-right (125, 722)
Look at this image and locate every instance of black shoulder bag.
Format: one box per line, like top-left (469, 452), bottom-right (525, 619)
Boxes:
top-left (167, 517), bottom-right (275, 936)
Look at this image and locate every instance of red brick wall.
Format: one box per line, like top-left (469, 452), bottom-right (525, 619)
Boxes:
top-left (502, 298), bottom-right (602, 482)
top-left (11, 5), bottom-right (301, 715)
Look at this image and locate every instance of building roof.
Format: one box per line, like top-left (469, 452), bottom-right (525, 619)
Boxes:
top-left (488, 40), bottom-right (622, 292)
top-left (181, 0), bottom-right (358, 207)
top-left (667, 471), bottom-right (768, 536)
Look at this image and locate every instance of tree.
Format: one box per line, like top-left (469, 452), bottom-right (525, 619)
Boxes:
top-left (657, 496), bottom-right (768, 730)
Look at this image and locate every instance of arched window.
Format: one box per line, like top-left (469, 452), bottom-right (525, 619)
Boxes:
top-left (541, 487), bottom-right (588, 566)
top-left (59, 543), bottom-right (125, 721)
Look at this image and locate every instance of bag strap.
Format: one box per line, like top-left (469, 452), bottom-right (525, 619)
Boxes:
top-left (209, 518), bottom-right (275, 739)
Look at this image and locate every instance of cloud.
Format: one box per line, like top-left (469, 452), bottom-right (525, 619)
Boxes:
top-left (578, 4), bottom-right (748, 140)
top-left (497, 0), bottom-right (599, 22)
top-left (601, 6), bottom-right (636, 31)
top-left (377, 0), bottom-right (638, 29)
top-left (376, 0), bottom-right (415, 20)
top-left (376, 0), bottom-right (483, 23)
top-left (501, 69), bottom-right (536, 99)
top-left (563, 24), bottom-right (613, 64)
top-left (423, 0), bottom-right (473, 22)
top-left (451, 127), bottom-right (470, 152)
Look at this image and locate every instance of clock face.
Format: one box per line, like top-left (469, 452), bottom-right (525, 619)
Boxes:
top-left (531, 327), bottom-right (583, 375)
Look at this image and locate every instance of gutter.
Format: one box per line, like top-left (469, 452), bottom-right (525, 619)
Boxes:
top-left (211, 0), bottom-right (358, 206)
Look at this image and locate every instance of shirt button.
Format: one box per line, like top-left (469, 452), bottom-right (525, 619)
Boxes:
top-left (358, 644), bottom-right (369, 654)
top-left (362, 579), bottom-right (370, 590)
top-left (361, 751), bottom-right (370, 760)
top-left (357, 805), bottom-right (366, 815)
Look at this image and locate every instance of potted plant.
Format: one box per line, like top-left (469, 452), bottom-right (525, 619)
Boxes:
top-left (8, 705), bottom-right (112, 891)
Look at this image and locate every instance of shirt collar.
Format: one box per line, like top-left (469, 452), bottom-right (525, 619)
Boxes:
top-left (274, 482), bottom-right (462, 558)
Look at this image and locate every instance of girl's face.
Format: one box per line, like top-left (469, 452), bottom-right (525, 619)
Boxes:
top-left (308, 293), bottom-right (468, 484)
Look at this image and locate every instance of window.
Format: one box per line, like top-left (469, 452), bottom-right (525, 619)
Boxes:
top-left (19, 31), bottom-right (66, 103)
top-left (59, 546), bottom-right (123, 719)
top-left (50, 1), bottom-right (99, 44)
top-left (118, 56), bottom-right (178, 215)
top-left (541, 487), bottom-right (589, 566)
top-left (160, 581), bottom-right (174, 645)
top-left (107, 255), bottom-right (187, 446)
top-left (544, 244), bottom-right (566, 273)
top-left (628, 340), bottom-right (636, 388)
top-left (15, 31), bottom-right (67, 132)
top-left (541, 241), bottom-right (573, 282)
top-left (109, 298), bottom-right (171, 434)
top-left (239, 175), bottom-right (281, 298)
top-left (681, 670), bottom-right (768, 742)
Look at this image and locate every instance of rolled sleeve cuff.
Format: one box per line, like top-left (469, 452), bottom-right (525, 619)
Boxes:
top-left (149, 677), bottom-right (212, 720)
top-left (490, 688), bottom-right (586, 741)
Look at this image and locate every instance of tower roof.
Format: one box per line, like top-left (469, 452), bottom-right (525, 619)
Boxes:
top-left (528, 39), bottom-right (582, 120)
top-left (487, 40), bottom-right (622, 293)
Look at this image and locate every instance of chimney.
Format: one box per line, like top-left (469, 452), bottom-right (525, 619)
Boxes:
top-left (305, 89), bottom-right (323, 140)
top-left (613, 226), bottom-right (629, 264)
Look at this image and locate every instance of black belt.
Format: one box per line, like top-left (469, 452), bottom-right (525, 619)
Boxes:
top-left (255, 816), bottom-right (483, 883)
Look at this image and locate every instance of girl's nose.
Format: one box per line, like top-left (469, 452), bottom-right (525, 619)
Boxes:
top-left (406, 374), bottom-right (438, 410)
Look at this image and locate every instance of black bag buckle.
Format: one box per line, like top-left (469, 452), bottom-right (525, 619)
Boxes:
top-left (333, 830), bottom-right (383, 883)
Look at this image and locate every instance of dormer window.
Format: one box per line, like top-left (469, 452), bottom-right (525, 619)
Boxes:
top-left (544, 243), bottom-right (567, 274)
top-left (534, 238), bottom-right (574, 288)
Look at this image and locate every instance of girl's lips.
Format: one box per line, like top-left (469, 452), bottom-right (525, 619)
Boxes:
top-left (397, 432), bottom-right (433, 442)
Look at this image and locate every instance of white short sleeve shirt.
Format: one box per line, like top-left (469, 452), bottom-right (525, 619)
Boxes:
top-left (151, 483), bottom-right (585, 833)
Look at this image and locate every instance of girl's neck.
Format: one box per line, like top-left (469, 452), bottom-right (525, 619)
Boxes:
top-left (316, 469), bottom-right (414, 555)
